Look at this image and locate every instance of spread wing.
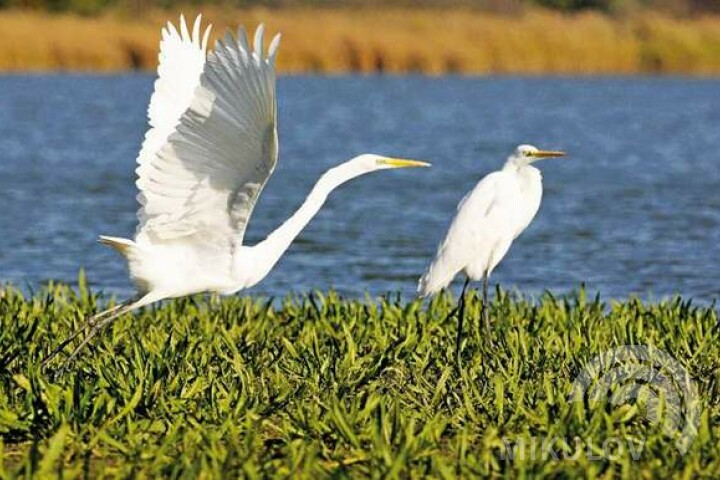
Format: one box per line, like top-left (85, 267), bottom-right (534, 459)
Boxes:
top-left (136, 22), bottom-right (281, 252)
top-left (136, 15), bottom-right (210, 211)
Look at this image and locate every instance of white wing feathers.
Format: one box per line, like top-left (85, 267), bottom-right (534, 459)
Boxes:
top-left (136, 18), bottom-right (281, 252)
top-left (418, 173), bottom-right (506, 296)
top-left (149, 15), bottom-right (211, 131)
top-left (137, 15), bottom-right (210, 192)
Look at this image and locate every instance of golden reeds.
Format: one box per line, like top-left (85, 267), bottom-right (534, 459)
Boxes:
top-left (0, 8), bottom-right (719, 74)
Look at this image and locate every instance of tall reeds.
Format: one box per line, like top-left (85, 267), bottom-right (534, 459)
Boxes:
top-left (0, 8), bottom-right (719, 73)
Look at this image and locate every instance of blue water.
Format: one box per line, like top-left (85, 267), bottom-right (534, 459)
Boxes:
top-left (1, 75), bottom-right (719, 302)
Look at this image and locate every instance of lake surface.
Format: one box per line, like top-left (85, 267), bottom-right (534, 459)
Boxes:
top-left (0, 75), bottom-right (718, 302)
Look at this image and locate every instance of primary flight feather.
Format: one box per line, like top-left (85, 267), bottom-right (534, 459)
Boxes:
top-left (45, 15), bottom-right (429, 372)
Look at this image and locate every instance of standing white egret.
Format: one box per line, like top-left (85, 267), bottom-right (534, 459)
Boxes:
top-left (44, 15), bottom-right (429, 371)
top-left (418, 145), bottom-right (565, 358)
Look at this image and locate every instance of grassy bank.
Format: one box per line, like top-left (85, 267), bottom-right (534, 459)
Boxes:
top-left (0, 8), bottom-right (720, 74)
top-left (1, 280), bottom-right (719, 477)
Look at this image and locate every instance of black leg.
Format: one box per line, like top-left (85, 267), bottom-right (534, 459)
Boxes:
top-left (42, 302), bottom-right (126, 368)
top-left (455, 276), bottom-right (471, 365)
top-left (442, 301), bottom-right (460, 326)
top-left (482, 273), bottom-right (492, 345)
top-left (51, 305), bottom-right (132, 378)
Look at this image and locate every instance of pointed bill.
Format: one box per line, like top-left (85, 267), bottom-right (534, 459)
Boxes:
top-left (531, 150), bottom-right (566, 158)
top-left (377, 157), bottom-right (431, 168)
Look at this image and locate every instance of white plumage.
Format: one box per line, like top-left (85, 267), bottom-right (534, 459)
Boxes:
top-left (418, 144), bottom-right (565, 355)
top-left (102, 16), bottom-right (283, 304)
top-left (45, 15), bottom-right (429, 372)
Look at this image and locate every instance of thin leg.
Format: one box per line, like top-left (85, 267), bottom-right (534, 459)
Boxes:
top-left (482, 273), bottom-right (491, 345)
top-left (442, 301), bottom-right (460, 326)
top-left (51, 305), bottom-right (132, 378)
top-left (42, 301), bottom-right (128, 367)
top-left (455, 276), bottom-right (471, 364)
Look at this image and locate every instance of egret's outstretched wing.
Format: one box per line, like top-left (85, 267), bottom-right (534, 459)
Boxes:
top-left (136, 25), bottom-right (281, 251)
top-left (136, 14), bottom-right (210, 214)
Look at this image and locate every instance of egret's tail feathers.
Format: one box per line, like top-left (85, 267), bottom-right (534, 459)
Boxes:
top-left (417, 268), bottom-right (454, 298)
top-left (99, 235), bottom-right (150, 294)
top-left (99, 236), bottom-right (137, 258)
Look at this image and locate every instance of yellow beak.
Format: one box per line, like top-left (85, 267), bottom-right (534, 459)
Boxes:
top-left (531, 150), bottom-right (566, 158)
top-left (377, 157), bottom-right (432, 168)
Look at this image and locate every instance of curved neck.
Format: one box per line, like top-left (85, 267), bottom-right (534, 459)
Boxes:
top-left (245, 162), bottom-right (364, 284)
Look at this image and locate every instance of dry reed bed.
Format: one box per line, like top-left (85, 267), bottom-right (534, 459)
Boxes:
top-left (0, 8), bottom-right (719, 74)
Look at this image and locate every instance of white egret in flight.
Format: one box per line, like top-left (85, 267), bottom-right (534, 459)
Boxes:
top-left (418, 145), bottom-right (565, 358)
top-left (44, 15), bottom-right (429, 371)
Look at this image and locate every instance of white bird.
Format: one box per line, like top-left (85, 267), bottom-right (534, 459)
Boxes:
top-left (418, 144), bottom-right (565, 358)
top-left (44, 15), bottom-right (429, 371)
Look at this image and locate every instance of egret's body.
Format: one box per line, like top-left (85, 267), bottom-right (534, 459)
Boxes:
top-left (418, 145), bottom-right (565, 356)
top-left (100, 155), bottom-right (400, 301)
top-left (45, 15), bottom-right (428, 371)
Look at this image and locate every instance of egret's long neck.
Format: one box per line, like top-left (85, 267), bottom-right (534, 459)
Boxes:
top-left (246, 163), bottom-right (364, 284)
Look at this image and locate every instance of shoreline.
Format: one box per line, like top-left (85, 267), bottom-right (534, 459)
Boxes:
top-left (0, 8), bottom-right (719, 75)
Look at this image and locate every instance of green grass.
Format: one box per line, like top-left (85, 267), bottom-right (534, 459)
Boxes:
top-left (1, 276), bottom-right (719, 478)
